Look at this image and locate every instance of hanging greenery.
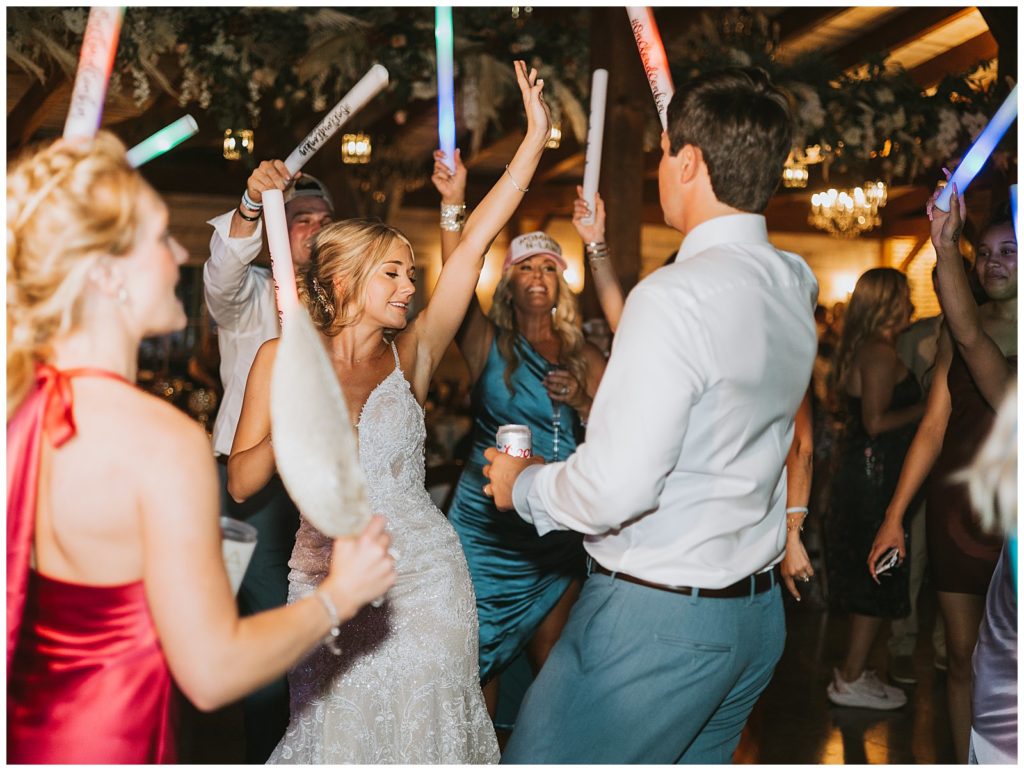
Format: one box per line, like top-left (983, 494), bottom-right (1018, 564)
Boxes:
top-left (7, 7), bottom-right (1012, 187)
top-left (6, 6), bottom-right (592, 151)
top-left (664, 8), bottom-right (1013, 185)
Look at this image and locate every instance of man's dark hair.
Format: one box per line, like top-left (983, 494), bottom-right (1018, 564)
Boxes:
top-left (666, 67), bottom-right (792, 213)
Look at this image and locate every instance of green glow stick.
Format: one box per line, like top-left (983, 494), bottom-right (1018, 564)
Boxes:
top-left (126, 115), bottom-right (199, 168)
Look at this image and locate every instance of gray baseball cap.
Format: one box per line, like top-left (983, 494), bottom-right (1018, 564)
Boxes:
top-left (284, 173), bottom-right (335, 214)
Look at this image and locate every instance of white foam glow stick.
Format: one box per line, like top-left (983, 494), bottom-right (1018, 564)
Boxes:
top-left (263, 190), bottom-right (373, 539)
top-left (63, 7), bottom-right (123, 140)
top-left (263, 190), bottom-right (299, 318)
top-left (581, 69), bottom-right (609, 225)
top-left (284, 64), bottom-right (390, 175)
top-left (626, 7), bottom-right (674, 131)
top-left (934, 85), bottom-right (1018, 212)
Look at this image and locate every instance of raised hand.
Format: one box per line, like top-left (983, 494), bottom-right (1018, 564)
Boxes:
top-left (514, 59), bottom-right (552, 144)
top-left (926, 168), bottom-right (967, 255)
top-left (572, 185), bottom-right (607, 244)
top-left (432, 148), bottom-right (467, 204)
top-left (246, 160), bottom-right (296, 206)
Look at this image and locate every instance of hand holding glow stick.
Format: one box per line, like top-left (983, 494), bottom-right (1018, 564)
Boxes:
top-left (264, 190), bottom-right (375, 545)
top-left (262, 190), bottom-right (299, 318)
top-left (126, 115), bottom-right (198, 168)
top-left (581, 69), bottom-right (609, 225)
top-left (63, 7), bottom-right (124, 140)
top-left (626, 7), bottom-right (674, 131)
top-left (284, 64), bottom-right (389, 175)
top-left (934, 85), bottom-right (1017, 212)
top-left (435, 6), bottom-right (457, 174)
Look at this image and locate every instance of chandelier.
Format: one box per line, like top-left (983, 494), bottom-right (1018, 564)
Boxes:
top-left (809, 181), bottom-right (888, 238)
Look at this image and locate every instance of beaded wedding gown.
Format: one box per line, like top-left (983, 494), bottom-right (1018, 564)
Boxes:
top-left (268, 344), bottom-right (499, 764)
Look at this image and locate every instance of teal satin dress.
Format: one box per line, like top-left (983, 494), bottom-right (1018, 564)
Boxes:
top-left (447, 335), bottom-right (586, 686)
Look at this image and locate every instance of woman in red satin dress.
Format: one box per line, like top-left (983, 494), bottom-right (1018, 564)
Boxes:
top-left (6, 133), bottom-right (396, 764)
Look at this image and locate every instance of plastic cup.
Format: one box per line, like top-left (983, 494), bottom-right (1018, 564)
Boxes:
top-left (220, 517), bottom-right (258, 596)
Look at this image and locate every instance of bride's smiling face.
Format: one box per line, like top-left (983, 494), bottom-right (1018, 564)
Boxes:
top-left (362, 243), bottom-right (416, 328)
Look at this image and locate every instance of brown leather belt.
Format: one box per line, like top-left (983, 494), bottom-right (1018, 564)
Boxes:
top-left (591, 563), bottom-right (780, 599)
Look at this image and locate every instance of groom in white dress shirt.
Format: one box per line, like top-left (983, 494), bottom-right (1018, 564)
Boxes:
top-left (484, 67), bottom-right (818, 763)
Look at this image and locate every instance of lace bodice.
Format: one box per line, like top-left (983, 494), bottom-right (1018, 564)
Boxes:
top-left (356, 355), bottom-right (428, 507)
top-left (272, 342), bottom-right (498, 764)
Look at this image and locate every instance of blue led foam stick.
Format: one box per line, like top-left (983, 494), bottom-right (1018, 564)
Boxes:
top-left (435, 6), bottom-right (457, 173)
top-left (1010, 184), bottom-right (1018, 243)
top-left (126, 115), bottom-right (198, 168)
top-left (934, 86), bottom-right (1017, 212)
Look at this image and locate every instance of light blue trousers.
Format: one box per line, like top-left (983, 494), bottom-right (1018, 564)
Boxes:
top-left (501, 566), bottom-right (786, 764)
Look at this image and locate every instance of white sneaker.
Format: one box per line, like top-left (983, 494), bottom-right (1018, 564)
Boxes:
top-left (827, 668), bottom-right (907, 710)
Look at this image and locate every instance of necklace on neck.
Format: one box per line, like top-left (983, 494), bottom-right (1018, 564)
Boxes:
top-left (351, 338), bottom-right (387, 364)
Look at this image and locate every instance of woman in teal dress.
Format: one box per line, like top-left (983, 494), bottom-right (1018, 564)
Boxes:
top-left (432, 152), bottom-right (607, 721)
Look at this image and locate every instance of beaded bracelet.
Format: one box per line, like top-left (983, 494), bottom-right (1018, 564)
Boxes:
top-left (440, 202), bottom-right (466, 232)
top-left (314, 590), bottom-right (343, 655)
top-left (585, 241), bottom-right (610, 263)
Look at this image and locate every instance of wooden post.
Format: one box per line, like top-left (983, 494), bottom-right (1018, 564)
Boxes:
top-left (582, 7), bottom-right (650, 320)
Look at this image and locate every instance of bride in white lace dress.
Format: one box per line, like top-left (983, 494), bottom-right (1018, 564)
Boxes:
top-left (230, 61), bottom-right (551, 763)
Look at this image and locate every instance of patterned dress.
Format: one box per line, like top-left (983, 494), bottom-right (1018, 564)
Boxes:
top-left (827, 372), bottom-right (922, 618)
top-left (268, 344), bottom-right (498, 764)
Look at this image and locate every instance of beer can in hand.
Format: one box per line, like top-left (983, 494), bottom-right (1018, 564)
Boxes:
top-left (496, 424), bottom-right (532, 458)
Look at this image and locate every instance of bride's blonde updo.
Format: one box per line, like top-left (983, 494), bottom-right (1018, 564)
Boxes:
top-left (7, 131), bottom-right (147, 416)
top-left (300, 218), bottom-right (413, 336)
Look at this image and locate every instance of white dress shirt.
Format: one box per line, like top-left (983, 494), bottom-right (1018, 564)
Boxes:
top-left (204, 210), bottom-right (280, 457)
top-left (513, 213), bottom-right (819, 588)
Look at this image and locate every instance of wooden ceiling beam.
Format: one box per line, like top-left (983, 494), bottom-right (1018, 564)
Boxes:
top-left (977, 7), bottom-right (1017, 85)
top-left (829, 6), bottom-right (974, 71)
top-left (907, 32), bottom-right (998, 88)
top-left (773, 8), bottom-right (849, 43)
top-left (6, 76), bottom-right (69, 153)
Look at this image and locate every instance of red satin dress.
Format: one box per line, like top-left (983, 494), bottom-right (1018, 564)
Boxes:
top-left (7, 365), bottom-right (177, 763)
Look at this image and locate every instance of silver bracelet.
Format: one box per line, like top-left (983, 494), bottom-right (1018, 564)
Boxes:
top-left (504, 164), bottom-right (529, 193)
top-left (313, 589), bottom-right (342, 655)
top-left (585, 241), bottom-right (609, 263)
top-left (440, 202), bottom-right (466, 232)
top-left (241, 190), bottom-right (263, 211)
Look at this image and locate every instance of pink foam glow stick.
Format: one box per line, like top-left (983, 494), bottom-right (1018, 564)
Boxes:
top-left (63, 7), bottom-right (123, 140)
top-left (626, 7), bottom-right (674, 131)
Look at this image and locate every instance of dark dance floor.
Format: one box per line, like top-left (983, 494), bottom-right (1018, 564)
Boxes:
top-left (180, 587), bottom-right (954, 765)
top-left (736, 587), bottom-right (954, 764)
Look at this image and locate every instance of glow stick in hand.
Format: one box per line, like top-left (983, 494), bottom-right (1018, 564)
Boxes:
top-left (63, 7), bottom-right (124, 140)
top-left (581, 69), bottom-right (609, 225)
top-left (934, 85), bottom-right (1018, 212)
top-left (284, 64), bottom-right (389, 175)
top-left (435, 6), bottom-right (457, 173)
top-left (626, 7), bottom-right (674, 131)
top-left (262, 190), bottom-right (299, 318)
top-left (263, 190), bottom-right (374, 541)
top-left (126, 115), bottom-right (198, 168)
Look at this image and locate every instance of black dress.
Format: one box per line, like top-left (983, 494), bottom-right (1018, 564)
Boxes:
top-left (826, 372), bottom-right (923, 618)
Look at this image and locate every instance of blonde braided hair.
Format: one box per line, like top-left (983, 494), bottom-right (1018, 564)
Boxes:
top-left (7, 132), bottom-right (146, 417)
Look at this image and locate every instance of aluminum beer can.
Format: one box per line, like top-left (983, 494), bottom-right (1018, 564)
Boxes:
top-left (496, 424), bottom-right (532, 458)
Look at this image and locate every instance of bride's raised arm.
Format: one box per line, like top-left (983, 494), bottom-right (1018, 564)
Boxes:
top-left (413, 60), bottom-right (551, 373)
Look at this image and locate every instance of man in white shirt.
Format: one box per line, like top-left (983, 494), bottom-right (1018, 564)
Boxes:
top-left (204, 162), bottom-right (334, 762)
top-left (484, 68), bottom-right (818, 763)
